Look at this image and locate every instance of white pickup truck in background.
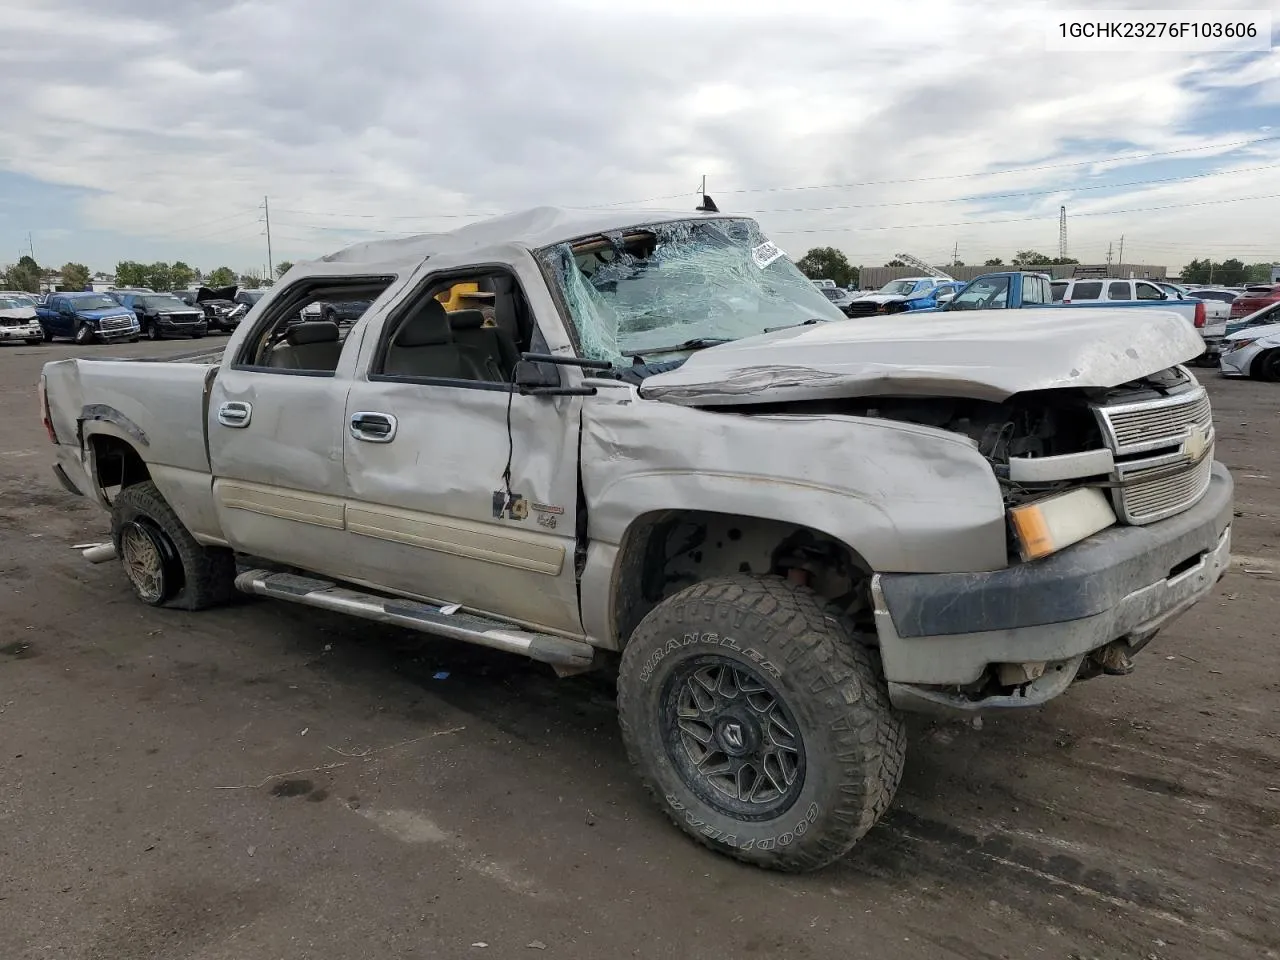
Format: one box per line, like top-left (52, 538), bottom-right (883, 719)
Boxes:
top-left (39, 206), bottom-right (1233, 872)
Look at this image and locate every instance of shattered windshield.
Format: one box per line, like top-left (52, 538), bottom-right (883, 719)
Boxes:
top-left (540, 218), bottom-right (845, 364)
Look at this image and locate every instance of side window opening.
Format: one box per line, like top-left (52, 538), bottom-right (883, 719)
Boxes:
top-left (1072, 281), bottom-right (1103, 300)
top-left (234, 276), bottom-right (395, 374)
top-left (1136, 282), bottom-right (1164, 300)
top-left (372, 269), bottom-right (538, 386)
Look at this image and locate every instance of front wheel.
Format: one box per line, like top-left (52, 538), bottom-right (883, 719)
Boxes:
top-left (1255, 348), bottom-right (1280, 382)
top-left (190, 330), bottom-right (204, 339)
top-left (73, 321), bottom-right (95, 345)
top-left (147, 320), bottom-right (162, 341)
top-left (617, 575), bottom-right (906, 872)
top-left (42, 327), bottom-right (53, 342)
top-left (25, 337), bottom-right (42, 345)
top-left (111, 481), bottom-right (237, 610)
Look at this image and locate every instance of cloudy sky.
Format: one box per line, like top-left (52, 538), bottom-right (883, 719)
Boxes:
top-left (1, 0), bottom-right (1278, 277)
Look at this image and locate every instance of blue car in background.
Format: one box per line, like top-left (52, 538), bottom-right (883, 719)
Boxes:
top-left (843, 277), bottom-right (964, 316)
top-left (36, 292), bottom-right (140, 345)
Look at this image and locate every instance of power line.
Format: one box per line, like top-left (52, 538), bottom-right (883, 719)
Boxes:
top-left (769, 191), bottom-right (1280, 235)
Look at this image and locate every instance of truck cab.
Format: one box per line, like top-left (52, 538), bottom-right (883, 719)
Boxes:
top-left (37, 292), bottom-right (140, 344)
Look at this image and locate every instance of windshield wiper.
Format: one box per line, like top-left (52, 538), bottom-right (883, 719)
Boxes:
top-left (763, 318), bottom-right (828, 333)
top-left (622, 337), bottom-right (734, 358)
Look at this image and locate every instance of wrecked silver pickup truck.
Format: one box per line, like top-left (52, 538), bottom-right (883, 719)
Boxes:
top-left (39, 207), bottom-right (1232, 872)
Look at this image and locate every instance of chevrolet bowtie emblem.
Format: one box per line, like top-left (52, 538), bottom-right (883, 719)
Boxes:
top-left (1184, 425), bottom-right (1209, 460)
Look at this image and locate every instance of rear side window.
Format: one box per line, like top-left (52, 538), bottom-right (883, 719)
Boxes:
top-left (1051, 281), bottom-right (1067, 302)
top-left (1107, 281), bottom-right (1131, 300)
top-left (1023, 277), bottom-right (1046, 304)
top-left (1072, 281), bottom-right (1102, 300)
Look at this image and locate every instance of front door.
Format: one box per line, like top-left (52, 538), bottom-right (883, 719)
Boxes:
top-left (341, 268), bottom-right (585, 635)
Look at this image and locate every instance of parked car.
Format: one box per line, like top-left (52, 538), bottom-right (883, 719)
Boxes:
top-left (1229, 284), bottom-right (1280, 320)
top-left (1225, 300), bottom-right (1280, 337)
top-left (1186, 288), bottom-right (1239, 305)
top-left (0, 294), bottom-right (44, 345)
top-left (1153, 282), bottom-right (1232, 335)
top-left (113, 292), bottom-right (208, 340)
top-left (175, 286), bottom-right (241, 332)
top-left (0, 290), bottom-right (40, 308)
top-left (36, 292), bottom-right (139, 344)
top-left (817, 285), bottom-right (859, 314)
top-left (301, 298), bottom-right (373, 323)
top-left (843, 276), bottom-right (957, 316)
top-left (1219, 318), bottom-right (1280, 381)
top-left (40, 206), bottom-right (1232, 873)
top-left (1044, 276), bottom-right (1222, 360)
top-left (227, 289), bottom-right (267, 323)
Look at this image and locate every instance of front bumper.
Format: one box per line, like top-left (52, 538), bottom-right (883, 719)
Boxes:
top-left (157, 317), bottom-right (208, 335)
top-left (0, 324), bottom-right (42, 340)
top-left (873, 461), bottom-right (1233, 714)
top-left (1219, 341), bottom-right (1261, 377)
top-left (96, 323), bottom-right (140, 341)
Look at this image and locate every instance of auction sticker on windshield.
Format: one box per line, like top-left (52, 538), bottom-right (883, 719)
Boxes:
top-left (751, 241), bottom-right (784, 269)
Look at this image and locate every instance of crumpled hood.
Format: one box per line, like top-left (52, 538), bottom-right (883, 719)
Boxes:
top-left (196, 285), bottom-right (238, 303)
top-left (0, 305), bottom-right (38, 322)
top-left (77, 307), bottom-right (134, 321)
top-left (853, 293), bottom-right (910, 305)
top-left (638, 308), bottom-right (1204, 406)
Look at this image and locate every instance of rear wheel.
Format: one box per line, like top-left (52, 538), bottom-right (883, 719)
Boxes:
top-left (111, 481), bottom-right (237, 610)
top-left (1255, 348), bottom-right (1280, 382)
top-left (617, 575), bottom-right (906, 872)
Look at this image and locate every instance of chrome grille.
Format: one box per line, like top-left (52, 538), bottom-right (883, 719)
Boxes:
top-left (99, 315), bottom-right (134, 334)
top-left (1095, 385), bottom-right (1216, 525)
top-left (1114, 450), bottom-right (1214, 524)
top-left (1103, 392), bottom-right (1212, 451)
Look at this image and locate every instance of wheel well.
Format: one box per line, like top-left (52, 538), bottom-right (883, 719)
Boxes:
top-left (611, 511), bottom-right (872, 646)
top-left (88, 435), bottom-right (151, 496)
top-left (1252, 347), bottom-right (1279, 379)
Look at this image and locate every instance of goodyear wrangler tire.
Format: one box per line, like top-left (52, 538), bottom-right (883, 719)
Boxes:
top-left (616, 575), bottom-right (906, 872)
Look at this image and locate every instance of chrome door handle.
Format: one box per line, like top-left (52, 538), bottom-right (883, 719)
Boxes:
top-left (217, 401), bottom-right (252, 428)
top-left (350, 411), bottom-right (397, 443)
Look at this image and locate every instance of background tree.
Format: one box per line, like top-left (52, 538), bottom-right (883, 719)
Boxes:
top-left (950, 260), bottom-right (965, 267)
top-left (1049, 256), bottom-right (1079, 265)
top-left (206, 266), bottom-right (237, 287)
top-left (239, 272), bottom-right (264, 289)
top-left (795, 247), bottom-right (857, 287)
top-left (144, 262), bottom-right (174, 291)
top-left (984, 258), bottom-right (1004, 266)
top-left (884, 258), bottom-right (906, 267)
top-left (60, 262), bottom-right (91, 291)
top-left (1181, 259), bottom-right (1212, 284)
top-left (1216, 259), bottom-right (1248, 285)
top-left (274, 260), bottom-right (293, 279)
top-left (115, 260), bottom-right (149, 288)
top-left (170, 261), bottom-right (196, 290)
top-left (1013, 249), bottom-right (1053, 265)
top-left (4, 255), bottom-right (42, 293)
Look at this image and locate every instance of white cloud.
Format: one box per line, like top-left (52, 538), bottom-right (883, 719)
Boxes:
top-left (0, 0), bottom-right (1277, 271)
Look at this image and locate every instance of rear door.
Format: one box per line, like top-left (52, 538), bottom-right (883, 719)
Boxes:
top-left (205, 274), bottom-right (398, 571)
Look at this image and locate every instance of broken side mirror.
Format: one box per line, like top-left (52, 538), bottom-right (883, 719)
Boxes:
top-left (514, 352), bottom-right (612, 396)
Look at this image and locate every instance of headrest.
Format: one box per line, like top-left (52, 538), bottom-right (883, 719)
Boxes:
top-left (449, 309), bottom-right (487, 331)
top-left (287, 320), bottom-right (339, 346)
top-left (395, 298), bottom-right (451, 347)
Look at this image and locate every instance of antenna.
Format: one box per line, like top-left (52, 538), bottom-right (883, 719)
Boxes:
top-left (893, 252), bottom-right (953, 280)
top-left (1058, 206), bottom-right (1068, 260)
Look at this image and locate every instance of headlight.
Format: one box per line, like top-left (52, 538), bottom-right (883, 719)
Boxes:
top-left (1008, 487), bottom-right (1116, 562)
top-left (1225, 339), bottom-right (1256, 352)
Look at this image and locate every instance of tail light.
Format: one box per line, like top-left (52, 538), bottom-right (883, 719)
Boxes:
top-left (1193, 301), bottom-right (1206, 329)
top-left (39, 375), bottom-right (58, 443)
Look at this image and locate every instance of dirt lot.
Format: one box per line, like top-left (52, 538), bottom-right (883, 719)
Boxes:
top-left (1, 337), bottom-right (1277, 960)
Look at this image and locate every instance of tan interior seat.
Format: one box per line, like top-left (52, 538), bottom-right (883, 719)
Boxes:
top-left (270, 320), bottom-right (343, 370)
top-left (384, 299), bottom-right (486, 380)
top-left (449, 309), bottom-right (520, 382)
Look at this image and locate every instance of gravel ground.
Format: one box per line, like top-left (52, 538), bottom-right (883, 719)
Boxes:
top-left (1, 338), bottom-right (1277, 960)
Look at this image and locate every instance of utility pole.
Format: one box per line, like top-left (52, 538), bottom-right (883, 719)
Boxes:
top-left (262, 196), bottom-right (273, 280)
top-left (1106, 242), bottom-right (1113, 269)
top-left (26, 232), bottom-right (35, 261)
top-left (1118, 234), bottom-right (1125, 270)
top-left (952, 241), bottom-right (959, 265)
top-left (1058, 206), bottom-right (1068, 260)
